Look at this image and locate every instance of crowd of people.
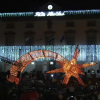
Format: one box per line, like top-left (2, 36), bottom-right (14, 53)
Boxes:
top-left (0, 70), bottom-right (100, 100)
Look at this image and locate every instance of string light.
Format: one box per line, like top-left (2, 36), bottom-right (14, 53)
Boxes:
top-left (0, 9), bottom-right (100, 17)
top-left (0, 45), bottom-right (99, 62)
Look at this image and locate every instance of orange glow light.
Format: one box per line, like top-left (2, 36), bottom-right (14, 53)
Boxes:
top-left (7, 47), bottom-right (97, 86)
top-left (46, 46), bottom-right (97, 86)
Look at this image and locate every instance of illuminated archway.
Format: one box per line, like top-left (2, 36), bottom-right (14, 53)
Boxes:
top-left (7, 50), bottom-right (67, 85)
top-left (7, 47), bottom-right (97, 86)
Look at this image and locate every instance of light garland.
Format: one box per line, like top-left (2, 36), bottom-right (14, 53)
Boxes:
top-left (0, 45), bottom-right (99, 62)
top-left (0, 9), bottom-right (100, 17)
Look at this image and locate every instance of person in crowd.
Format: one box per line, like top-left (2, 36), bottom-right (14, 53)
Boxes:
top-left (66, 96), bottom-right (77, 100)
top-left (68, 83), bottom-right (75, 96)
top-left (98, 92), bottom-right (100, 100)
top-left (19, 90), bottom-right (39, 100)
top-left (1, 70), bottom-right (100, 100)
top-left (43, 88), bottom-right (62, 100)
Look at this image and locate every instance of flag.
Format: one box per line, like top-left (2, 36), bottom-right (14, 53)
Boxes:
top-left (25, 36), bottom-right (30, 41)
top-left (60, 35), bottom-right (65, 43)
top-left (48, 35), bottom-right (55, 44)
top-left (48, 35), bottom-right (55, 42)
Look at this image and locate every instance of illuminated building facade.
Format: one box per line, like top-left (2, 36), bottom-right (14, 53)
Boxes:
top-left (0, 2), bottom-right (100, 77)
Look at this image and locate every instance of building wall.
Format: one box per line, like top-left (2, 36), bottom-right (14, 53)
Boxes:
top-left (0, 18), bottom-right (100, 45)
top-left (0, 8), bottom-right (100, 78)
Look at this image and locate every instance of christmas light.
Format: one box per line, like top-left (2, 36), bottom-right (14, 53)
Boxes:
top-left (0, 45), bottom-right (98, 62)
top-left (46, 45), bottom-right (97, 86)
top-left (6, 45), bottom-right (97, 85)
top-left (0, 9), bottom-right (100, 17)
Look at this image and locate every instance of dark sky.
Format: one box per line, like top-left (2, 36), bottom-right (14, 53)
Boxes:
top-left (0, 0), bottom-right (99, 12)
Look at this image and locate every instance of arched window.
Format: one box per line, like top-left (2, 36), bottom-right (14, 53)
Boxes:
top-left (86, 29), bottom-right (97, 45)
top-left (4, 31), bottom-right (16, 46)
top-left (24, 31), bottom-right (35, 45)
top-left (44, 30), bottom-right (55, 45)
top-left (64, 30), bottom-right (76, 45)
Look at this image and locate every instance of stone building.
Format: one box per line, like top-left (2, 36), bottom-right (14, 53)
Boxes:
top-left (0, 2), bottom-right (100, 77)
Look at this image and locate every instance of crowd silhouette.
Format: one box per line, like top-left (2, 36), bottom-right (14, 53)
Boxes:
top-left (0, 70), bottom-right (100, 100)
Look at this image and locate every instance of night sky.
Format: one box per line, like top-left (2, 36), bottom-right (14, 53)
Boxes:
top-left (0, 0), bottom-right (99, 12)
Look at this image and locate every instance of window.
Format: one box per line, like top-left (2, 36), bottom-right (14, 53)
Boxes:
top-left (66, 21), bottom-right (74, 27)
top-left (25, 36), bottom-right (33, 45)
top-left (6, 37), bottom-right (14, 46)
top-left (24, 31), bottom-right (35, 45)
top-left (4, 31), bottom-right (15, 46)
top-left (6, 23), bottom-right (14, 28)
top-left (64, 30), bottom-right (76, 45)
top-left (87, 21), bottom-right (96, 26)
top-left (66, 35), bottom-right (75, 45)
top-left (65, 33), bottom-right (75, 45)
top-left (44, 30), bottom-right (55, 45)
top-left (25, 23), bottom-right (34, 28)
top-left (86, 30), bottom-right (97, 45)
top-left (87, 33), bottom-right (96, 45)
top-left (87, 36), bottom-right (96, 44)
top-left (47, 19), bottom-right (52, 29)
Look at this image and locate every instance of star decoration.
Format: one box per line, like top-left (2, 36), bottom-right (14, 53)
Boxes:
top-left (46, 45), bottom-right (97, 86)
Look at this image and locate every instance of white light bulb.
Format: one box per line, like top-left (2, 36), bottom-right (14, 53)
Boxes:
top-left (50, 61), bottom-right (53, 65)
top-left (51, 74), bottom-right (53, 77)
top-left (48, 5), bottom-right (53, 10)
top-left (71, 62), bottom-right (73, 65)
top-left (91, 62), bottom-right (94, 64)
top-left (31, 62), bottom-right (34, 65)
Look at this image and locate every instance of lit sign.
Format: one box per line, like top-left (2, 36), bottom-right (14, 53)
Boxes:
top-left (47, 11), bottom-right (65, 16)
top-left (34, 11), bottom-right (65, 17)
top-left (34, 12), bottom-right (46, 17)
top-left (0, 9), bottom-right (100, 17)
